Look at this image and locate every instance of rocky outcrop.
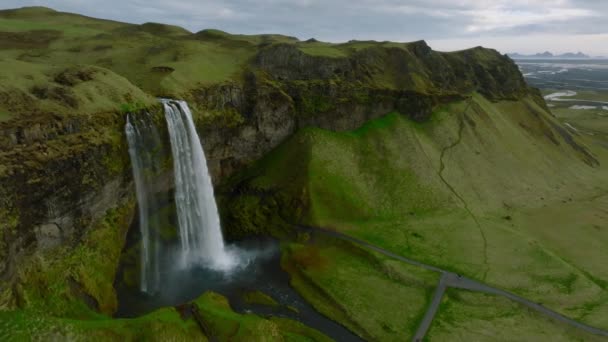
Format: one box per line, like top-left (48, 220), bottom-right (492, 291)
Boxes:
top-left (254, 42), bottom-right (527, 99)
top-left (0, 108), bottom-right (146, 313)
top-left (189, 42), bottom-right (528, 182)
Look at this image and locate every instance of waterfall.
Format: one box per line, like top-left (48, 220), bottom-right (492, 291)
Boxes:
top-left (125, 113), bottom-right (163, 293)
top-left (162, 99), bottom-right (234, 270)
top-left (126, 100), bottom-right (234, 294)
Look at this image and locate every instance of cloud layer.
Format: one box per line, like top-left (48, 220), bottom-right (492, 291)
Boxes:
top-left (3, 0), bottom-right (608, 55)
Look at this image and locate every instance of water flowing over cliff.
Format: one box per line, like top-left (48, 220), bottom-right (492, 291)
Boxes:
top-left (162, 100), bottom-right (234, 271)
top-left (125, 113), bottom-right (163, 293)
top-left (126, 100), bottom-right (234, 293)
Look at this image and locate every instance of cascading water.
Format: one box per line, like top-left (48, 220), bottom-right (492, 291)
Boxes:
top-left (125, 113), bottom-right (164, 293)
top-left (126, 99), bottom-right (234, 295)
top-left (120, 103), bottom-right (359, 341)
top-left (162, 99), bottom-right (234, 270)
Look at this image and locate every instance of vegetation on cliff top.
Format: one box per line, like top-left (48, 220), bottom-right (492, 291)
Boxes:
top-left (0, 6), bottom-right (526, 123)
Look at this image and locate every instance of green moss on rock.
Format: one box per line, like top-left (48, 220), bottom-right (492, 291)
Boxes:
top-left (242, 290), bottom-right (280, 307)
top-left (13, 199), bottom-right (135, 318)
top-left (0, 305), bottom-right (205, 341)
top-left (193, 291), bottom-right (331, 341)
top-left (199, 107), bottom-right (245, 128)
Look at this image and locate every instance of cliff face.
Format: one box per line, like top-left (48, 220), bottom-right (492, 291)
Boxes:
top-left (190, 41), bottom-right (532, 181)
top-left (254, 42), bottom-right (526, 99)
top-left (0, 6), bottom-right (552, 317)
top-left (0, 108), bottom-right (133, 312)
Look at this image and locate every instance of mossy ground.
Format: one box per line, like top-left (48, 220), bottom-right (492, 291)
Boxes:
top-left (194, 291), bottom-right (331, 342)
top-left (0, 59), bottom-right (156, 118)
top-left (242, 290), bottom-right (280, 307)
top-left (0, 290), bottom-right (331, 341)
top-left (0, 305), bottom-right (206, 341)
top-left (0, 6), bottom-right (523, 122)
top-left (282, 235), bottom-right (439, 341)
top-left (0, 7), bottom-right (253, 118)
top-left (4, 199), bottom-right (136, 318)
top-left (426, 289), bottom-right (605, 341)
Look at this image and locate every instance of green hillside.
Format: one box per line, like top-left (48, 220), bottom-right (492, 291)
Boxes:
top-left (0, 6), bottom-right (607, 342)
top-left (223, 93), bottom-right (608, 338)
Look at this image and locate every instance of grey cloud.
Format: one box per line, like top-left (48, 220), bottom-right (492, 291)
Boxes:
top-left (1, 0), bottom-right (607, 53)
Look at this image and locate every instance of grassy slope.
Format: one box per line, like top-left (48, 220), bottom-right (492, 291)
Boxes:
top-left (0, 307), bottom-right (204, 341)
top-left (0, 60), bottom-right (156, 117)
top-left (0, 7), bottom-right (317, 109)
top-left (535, 90), bottom-right (608, 328)
top-left (194, 291), bottom-right (332, 342)
top-left (431, 96), bottom-right (608, 329)
top-left (296, 40), bottom-right (433, 58)
top-left (0, 7), bottom-right (155, 118)
top-left (0, 7), bottom-right (256, 119)
top-left (426, 289), bottom-right (605, 342)
top-left (0, 291), bottom-right (329, 341)
top-left (239, 93), bottom-right (608, 334)
top-left (0, 7), bottom-right (515, 120)
top-left (282, 236), bottom-right (439, 340)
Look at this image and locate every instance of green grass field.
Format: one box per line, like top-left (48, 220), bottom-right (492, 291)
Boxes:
top-left (0, 7), bottom-right (258, 118)
top-left (282, 235), bottom-right (439, 340)
top-left (426, 289), bottom-right (606, 341)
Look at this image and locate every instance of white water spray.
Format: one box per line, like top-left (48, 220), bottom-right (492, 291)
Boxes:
top-left (162, 99), bottom-right (234, 270)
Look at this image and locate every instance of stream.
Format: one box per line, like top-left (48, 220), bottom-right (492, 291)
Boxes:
top-left (115, 238), bottom-right (362, 341)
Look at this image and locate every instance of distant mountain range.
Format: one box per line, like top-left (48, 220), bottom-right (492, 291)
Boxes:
top-left (507, 51), bottom-right (602, 59)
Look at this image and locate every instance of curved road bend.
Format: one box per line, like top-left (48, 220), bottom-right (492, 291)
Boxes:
top-left (296, 225), bottom-right (608, 340)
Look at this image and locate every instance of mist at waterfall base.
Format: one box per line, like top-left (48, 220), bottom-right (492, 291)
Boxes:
top-left (116, 236), bottom-right (362, 341)
top-left (123, 99), bottom-right (270, 299)
top-left (117, 236), bottom-right (280, 316)
top-left (120, 100), bottom-right (362, 341)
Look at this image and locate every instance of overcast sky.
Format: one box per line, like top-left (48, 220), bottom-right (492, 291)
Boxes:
top-left (4, 0), bottom-right (608, 55)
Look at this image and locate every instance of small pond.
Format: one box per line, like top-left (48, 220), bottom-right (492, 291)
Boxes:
top-left (115, 238), bottom-right (362, 341)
